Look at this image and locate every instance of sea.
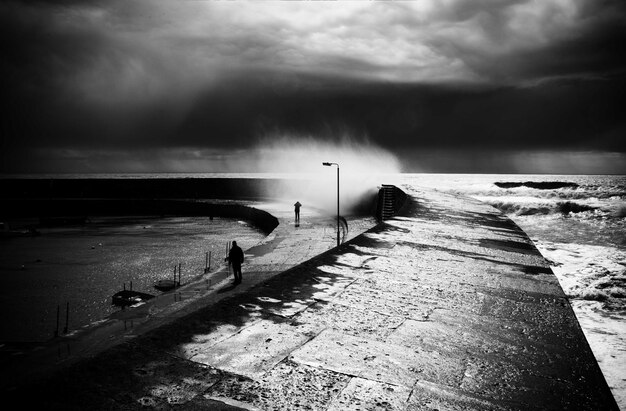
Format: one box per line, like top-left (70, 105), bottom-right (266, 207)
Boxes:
top-left (397, 173), bottom-right (626, 409)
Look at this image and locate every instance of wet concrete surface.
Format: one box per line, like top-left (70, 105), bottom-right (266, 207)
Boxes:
top-left (2, 188), bottom-right (618, 410)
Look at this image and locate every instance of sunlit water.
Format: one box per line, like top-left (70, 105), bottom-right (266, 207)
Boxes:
top-left (0, 216), bottom-right (265, 342)
top-left (398, 173), bottom-right (626, 409)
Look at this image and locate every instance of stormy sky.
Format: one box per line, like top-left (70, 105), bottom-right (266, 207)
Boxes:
top-left (1, 0), bottom-right (625, 174)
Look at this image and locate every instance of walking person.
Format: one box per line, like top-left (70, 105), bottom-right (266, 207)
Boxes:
top-left (294, 201), bottom-right (302, 226)
top-left (227, 240), bottom-right (244, 284)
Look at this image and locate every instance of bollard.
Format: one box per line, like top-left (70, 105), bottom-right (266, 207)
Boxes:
top-left (130, 281), bottom-right (133, 291)
top-left (63, 302), bottom-right (69, 334)
top-left (204, 251), bottom-right (212, 273)
top-left (54, 305), bottom-right (60, 338)
top-left (178, 263), bottom-right (182, 285)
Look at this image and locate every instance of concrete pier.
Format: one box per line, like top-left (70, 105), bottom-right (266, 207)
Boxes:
top-left (2, 186), bottom-right (617, 409)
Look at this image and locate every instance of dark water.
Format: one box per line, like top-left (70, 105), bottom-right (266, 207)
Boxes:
top-left (0, 216), bottom-right (265, 342)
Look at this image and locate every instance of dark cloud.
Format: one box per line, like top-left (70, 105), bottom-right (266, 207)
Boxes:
top-left (416, 0), bottom-right (626, 83)
top-left (134, 73), bottom-right (625, 154)
top-left (1, 0), bottom-right (625, 173)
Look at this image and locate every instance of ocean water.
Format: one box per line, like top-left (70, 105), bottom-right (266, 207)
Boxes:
top-left (0, 216), bottom-right (266, 342)
top-left (398, 173), bottom-right (626, 408)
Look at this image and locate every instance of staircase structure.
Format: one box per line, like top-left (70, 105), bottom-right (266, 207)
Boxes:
top-left (380, 184), bottom-right (398, 220)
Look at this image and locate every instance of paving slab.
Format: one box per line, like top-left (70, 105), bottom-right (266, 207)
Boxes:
top-left (191, 318), bottom-right (311, 379)
top-left (203, 359), bottom-right (351, 410)
top-left (327, 377), bottom-right (412, 411)
top-left (291, 329), bottom-right (466, 388)
top-left (294, 300), bottom-right (405, 341)
top-left (407, 380), bottom-right (523, 411)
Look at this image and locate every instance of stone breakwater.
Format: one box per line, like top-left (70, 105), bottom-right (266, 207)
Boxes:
top-left (3, 185), bottom-right (618, 410)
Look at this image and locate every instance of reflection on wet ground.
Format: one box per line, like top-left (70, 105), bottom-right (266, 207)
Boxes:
top-left (0, 216), bottom-right (265, 342)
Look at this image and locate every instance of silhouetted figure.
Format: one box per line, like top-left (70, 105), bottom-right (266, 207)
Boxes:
top-left (227, 241), bottom-right (244, 284)
top-left (294, 201), bottom-right (302, 225)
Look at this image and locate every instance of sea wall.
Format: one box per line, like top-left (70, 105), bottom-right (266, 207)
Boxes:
top-left (0, 178), bottom-right (291, 235)
top-left (1, 198), bottom-right (279, 235)
top-left (375, 184), bottom-right (408, 220)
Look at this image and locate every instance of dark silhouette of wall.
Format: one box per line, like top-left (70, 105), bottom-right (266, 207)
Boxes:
top-left (0, 178), bottom-right (278, 200)
top-left (0, 178), bottom-right (406, 235)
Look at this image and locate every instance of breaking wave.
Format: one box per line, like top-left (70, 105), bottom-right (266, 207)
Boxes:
top-left (578, 272), bottom-right (626, 310)
top-left (491, 179), bottom-right (626, 202)
top-left (495, 181), bottom-right (579, 189)
top-left (537, 240), bottom-right (626, 313)
top-left (488, 201), bottom-right (598, 216)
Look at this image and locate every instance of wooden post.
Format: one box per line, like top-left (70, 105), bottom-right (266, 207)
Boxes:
top-left (130, 281), bottom-right (133, 291)
top-left (178, 263), bottom-right (181, 285)
top-left (209, 251), bottom-right (211, 270)
top-left (54, 305), bottom-right (60, 338)
top-left (63, 302), bottom-right (69, 334)
top-left (226, 241), bottom-right (231, 278)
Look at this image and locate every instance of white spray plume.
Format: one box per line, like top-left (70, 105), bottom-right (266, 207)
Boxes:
top-left (253, 134), bottom-right (401, 215)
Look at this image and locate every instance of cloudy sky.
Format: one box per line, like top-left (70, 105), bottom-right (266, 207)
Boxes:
top-left (1, 0), bottom-right (625, 174)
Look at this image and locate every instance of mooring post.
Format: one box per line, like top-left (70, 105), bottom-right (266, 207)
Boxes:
top-left (123, 282), bottom-right (126, 291)
top-left (209, 251), bottom-right (211, 270)
top-left (63, 302), bottom-right (69, 334)
top-left (227, 241), bottom-right (231, 278)
top-left (54, 304), bottom-right (60, 338)
top-left (130, 281), bottom-right (133, 291)
top-left (205, 252), bottom-right (208, 270)
top-left (178, 263), bottom-right (182, 285)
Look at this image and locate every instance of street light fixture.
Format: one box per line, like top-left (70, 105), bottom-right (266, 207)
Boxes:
top-left (322, 162), bottom-right (340, 247)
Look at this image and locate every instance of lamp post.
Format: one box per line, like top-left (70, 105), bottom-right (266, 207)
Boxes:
top-left (322, 162), bottom-right (340, 247)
